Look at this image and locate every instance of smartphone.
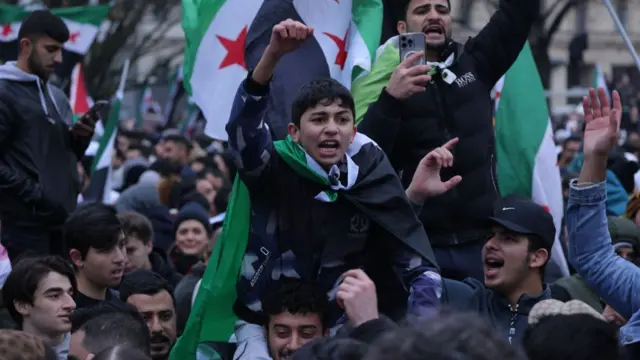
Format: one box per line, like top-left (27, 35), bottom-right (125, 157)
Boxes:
top-left (88, 100), bottom-right (109, 121)
top-left (399, 32), bottom-right (426, 67)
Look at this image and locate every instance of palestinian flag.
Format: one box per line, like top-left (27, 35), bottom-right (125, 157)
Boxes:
top-left (0, 4), bottom-right (109, 79)
top-left (181, 0), bottom-right (383, 141)
top-left (70, 62), bottom-right (90, 123)
top-left (84, 60), bottom-right (129, 204)
top-left (493, 43), bottom-right (568, 277)
top-left (170, 127), bottom-right (437, 358)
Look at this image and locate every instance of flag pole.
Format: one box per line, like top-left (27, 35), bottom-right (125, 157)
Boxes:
top-left (602, 0), bottom-right (640, 75)
top-left (117, 59), bottom-right (130, 99)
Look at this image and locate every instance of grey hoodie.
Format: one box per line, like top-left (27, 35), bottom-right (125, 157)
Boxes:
top-left (0, 62), bottom-right (83, 222)
top-left (0, 62), bottom-right (72, 125)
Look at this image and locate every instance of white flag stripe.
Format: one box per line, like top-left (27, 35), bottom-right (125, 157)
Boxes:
top-left (193, 0), bottom-right (262, 141)
top-left (0, 20), bottom-right (99, 54)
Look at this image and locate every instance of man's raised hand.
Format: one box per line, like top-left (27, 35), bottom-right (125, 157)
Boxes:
top-left (582, 87), bottom-right (621, 158)
top-left (266, 19), bottom-right (313, 58)
top-left (406, 137), bottom-right (462, 204)
top-left (385, 52), bottom-right (432, 100)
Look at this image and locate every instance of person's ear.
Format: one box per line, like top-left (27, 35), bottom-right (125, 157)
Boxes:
top-left (19, 38), bottom-right (32, 55)
top-left (350, 125), bottom-right (357, 144)
top-left (397, 21), bottom-right (408, 34)
top-left (69, 249), bottom-right (84, 269)
top-left (529, 248), bottom-right (549, 270)
top-left (14, 300), bottom-right (31, 318)
top-left (287, 123), bottom-right (301, 143)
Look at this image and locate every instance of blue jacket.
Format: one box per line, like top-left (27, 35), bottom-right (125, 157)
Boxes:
top-left (566, 180), bottom-right (640, 345)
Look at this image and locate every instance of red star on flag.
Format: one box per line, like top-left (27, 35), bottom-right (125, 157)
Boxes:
top-left (69, 32), bottom-right (80, 43)
top-left (541, 205), bottom-right (550, 213)
top-left (1, 24), bottom-right (12, 37)
top-left (217, 26), bottom-right (248, 70)
top-left (324, 29), bottom-right (349, 70)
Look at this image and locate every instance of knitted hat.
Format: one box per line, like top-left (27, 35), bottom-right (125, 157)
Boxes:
top-left (528, 299), bottom-right (605, 326)
top-left (173, 202), bottom-right (211, 237)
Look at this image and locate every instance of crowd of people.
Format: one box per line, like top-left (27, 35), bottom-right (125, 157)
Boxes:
top-left (0, 0), bottom-right (640, 359)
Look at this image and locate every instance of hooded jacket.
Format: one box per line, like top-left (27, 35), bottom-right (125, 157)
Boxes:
top-left (0, 62), bottom-right (88, 226)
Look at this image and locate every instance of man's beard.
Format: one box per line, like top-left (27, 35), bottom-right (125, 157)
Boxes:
top-left (278, 348), bottom-right (296, 360)
top-left (149, 332), bottom-right (172, 359)
top-left (27, 52), bottom-right (51, 80)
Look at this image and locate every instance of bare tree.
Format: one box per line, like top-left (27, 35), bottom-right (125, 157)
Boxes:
top-left (45, 0), bottom-right (183, 98)
top-left (484, 0), bottom-right (585, 89)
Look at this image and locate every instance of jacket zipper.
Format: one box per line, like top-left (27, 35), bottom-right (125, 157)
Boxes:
top-left (250, 246), bottom-right (271, 287)
top-left (508, 303), bottom-right (519, 344)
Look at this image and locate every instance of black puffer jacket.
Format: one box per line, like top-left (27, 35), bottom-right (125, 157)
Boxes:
top-left (0, 62), bottom-right (88, 227)
top-left (358, 0), bottom-right (539, 246)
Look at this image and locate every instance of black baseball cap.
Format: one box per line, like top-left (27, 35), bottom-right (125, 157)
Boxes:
top-left (487, 195), bottom-right (556, 251)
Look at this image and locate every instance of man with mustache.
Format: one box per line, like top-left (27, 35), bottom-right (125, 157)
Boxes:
top-left (119, 269), bottom-right (177, 360)
top-left (358, 0), bottom-right (541, 282)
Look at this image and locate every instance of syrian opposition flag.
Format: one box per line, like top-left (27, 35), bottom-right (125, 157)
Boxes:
top-left (181, 0), bottom-right (383, 141)
top-left (84, 60), bottom-right (129, 204)
top-left (493, 43), bottom-right (569, 277)
top-left (170, 127), bottom-right (438, 359)
top-left (0, 4), bottom-right (109, 77)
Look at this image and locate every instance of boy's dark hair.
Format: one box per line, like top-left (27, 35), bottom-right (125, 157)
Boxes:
top-left (118, 269), bottom-right (174, 304)
top-left (81, 311), bottom-right (151, 356)
top-left (164, 134), bottom-right (192, 150)
top-left (214, 184), bottom-right (231, 213)
top-left (149, 158), bottom-right (183, 177)
top-left (366, 309), bottom-right (525, 360)
top-left (117, 211), bottom-right (154, 245)
top-left (292, 337), bottom-right (367, 360)
top-left (523, 314), bottom-right (621, 360)
top-left (2, 255), bottom-right (77, 325)
top-left (64, 203), bottom-right (123, 259)
top-left (291, 79), bottom-right (355, 127)
top-left (127, 143), bottom-right (153, 159)
top-left (92, 345), bottom-right (152, 360)
top-left (70, 301), bottom-right (143, 333)
top-left (262, 278), bottom-right (328, 329)
top-left (18, 10), bottom-right (69, 43)
top-left (199, 167), bottom-right (223, 181)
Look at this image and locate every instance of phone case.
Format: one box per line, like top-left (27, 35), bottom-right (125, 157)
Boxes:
top-left (399, 33), bottom-right (426, 67)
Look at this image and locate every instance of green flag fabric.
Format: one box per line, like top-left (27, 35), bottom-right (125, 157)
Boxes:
top-left (171, 132), bottom-right (438, 359)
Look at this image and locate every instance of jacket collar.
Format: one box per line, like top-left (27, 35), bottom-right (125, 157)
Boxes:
top-left (493, 285), bottom-right (552, 314)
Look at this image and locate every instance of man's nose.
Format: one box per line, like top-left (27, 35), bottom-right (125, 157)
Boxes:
top-left (53, 50), bottom-right (63, 64)
top-left (289, 333), bottom-right (304, 352)
top-left (149, 317), bottom-right (163, 333)
top-left (63, 294), bottom-right (76, 311)
top-left (114, 247), bottom-right (127, 263)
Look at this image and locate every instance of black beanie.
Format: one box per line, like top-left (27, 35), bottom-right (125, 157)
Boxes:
top-left (173, 202), bottom-right (211, 237)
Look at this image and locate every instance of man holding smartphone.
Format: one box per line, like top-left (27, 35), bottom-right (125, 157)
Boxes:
top-left (357, 0), bottom-right (540, 281)
top-left (0, 11), bottom-right (97, 262)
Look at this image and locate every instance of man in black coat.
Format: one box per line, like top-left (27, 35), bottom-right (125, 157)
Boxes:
top-left (358, 0), bottom-right (540, 281)
top-left (0, 11), bottom-right (96, 262)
